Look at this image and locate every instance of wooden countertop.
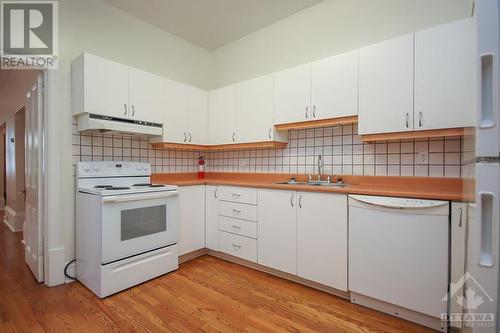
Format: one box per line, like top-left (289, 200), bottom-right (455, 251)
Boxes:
top-left (151, 172), bottom-right (473, 202)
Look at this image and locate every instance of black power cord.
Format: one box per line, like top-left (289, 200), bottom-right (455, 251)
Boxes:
top-left (64, 259), bottom-right (76, 280)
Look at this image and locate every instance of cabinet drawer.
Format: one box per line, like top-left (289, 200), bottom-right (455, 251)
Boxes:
top-left (219, 231), bottom-right (257, 262)
top-left (219, 201), bottom-right (257, 221)
top-left (218, 186), bottom-right (257, 205)
top-left (219, 216), bottom-right (257, 239)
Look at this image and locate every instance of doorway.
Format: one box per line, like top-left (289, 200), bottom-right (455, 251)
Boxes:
top-left (0, 69), bottom-right (45, 283)
top-left (0, 123), bottom-right (6, 210)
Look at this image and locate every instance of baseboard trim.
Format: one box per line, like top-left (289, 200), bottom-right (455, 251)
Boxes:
top-left (179, 248), bottom-right (349, 300)
top-left (45, 247), bottom-right (65, 286)
top-left (179, 248), bottom-right (208, 264)
top-left (4, 206), bottom-right (23, 232)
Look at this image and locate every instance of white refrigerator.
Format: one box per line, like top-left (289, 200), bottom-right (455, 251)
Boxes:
top-left (466, 0), bottom-right (500, 332)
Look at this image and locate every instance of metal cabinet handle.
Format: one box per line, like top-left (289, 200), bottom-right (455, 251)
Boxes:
top-left (305, 106), bottom-right (309, 119)
top-left (189, 133), bottom-right (192, 143)
top-left (183, 132), bottom-right (187, 142)
top-left (232, 244), bottom-right (241, 248)
top-left (214, 188), bottom-right (218, 198)
top-left (290, 193), bottom-right (294, 207)
top-left (232, 132), bottom-right (236, 142)
top-left (312, 105), bottom-right (316, 117)
top-left (131, 105), bottom-right (135, 117)
top-left (232, 225), bottom-right (241, 229)
top-left (124, 104), bottom-right (128, 116)
top-left (268, 128), bottom-right (272, 139)
top-left (405, 113), bottom-right (409, 128)
top-left (232, 209), bottom-right (241, 214)
top-left (298, 194), bottom-right (302, 208)
top-left (458, 207), bottom-right (463, 227)
top-left (418, 112), bottom-right (423, 127)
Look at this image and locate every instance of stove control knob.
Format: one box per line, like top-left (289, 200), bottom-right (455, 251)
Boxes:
top-left (143, 164), bottom-right (150, 171)
top-left (92, 163), bottom-right (100, 172)
top-left (136, 164), bottom-right (142, 171)
top-left (82, 163), bottom-right (91, 172)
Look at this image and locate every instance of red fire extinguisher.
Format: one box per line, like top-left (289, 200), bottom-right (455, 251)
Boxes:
top-left (198, 156), bottom-right (206, 179)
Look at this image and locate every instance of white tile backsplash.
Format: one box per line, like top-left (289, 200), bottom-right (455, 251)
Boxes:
top-left (72, 118), bottom-right (468, 178)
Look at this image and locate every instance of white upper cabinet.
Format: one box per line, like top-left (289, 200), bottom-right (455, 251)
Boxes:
top-left (237, 74), bottom-right (286, 143)
top-left (414, 18), bottom-right (476, 130)
top-left (162, 79), bottom-right (189, 143)
top-left (187, 86), bottom-right (209, 145)
top-left (209, 84), bottom-right (238, 145)
top-left (128, 67), bottom-right (166, 123)
top-left (72, 53), bottom-right (129, 118)
top-left (274, 63), bottom-right (312, 125)
top-left (297, 192), bottom-right (348, 291)
top-left (311, 50), bottom-right (359, 120)
top-left (358, 34), bottom-right (415, 135)
top-left (258, 189), bottom-right (297, 275)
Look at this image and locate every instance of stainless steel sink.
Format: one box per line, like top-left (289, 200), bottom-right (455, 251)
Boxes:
top-left (274, 179), bottom-right (348, 187)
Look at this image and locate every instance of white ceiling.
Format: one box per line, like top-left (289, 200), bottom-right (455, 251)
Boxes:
top-left (100, 0), bottom-right (323, 50)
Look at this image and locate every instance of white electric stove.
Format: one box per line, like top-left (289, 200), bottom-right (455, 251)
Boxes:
top-left (76, 161), bottom-right (179, 298)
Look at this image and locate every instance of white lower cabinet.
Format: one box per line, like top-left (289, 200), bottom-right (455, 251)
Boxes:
top-left (258, 189), bottom-right (297, 275)
top-left (258, 189), bottom-right (348, 289)
top-left (205, 185), bottom-right (219, 251)
top-left (219, 232), bottom-right (257, 262)
top-left (178, 186), bottom-right (206, 256)
top-left (296, 192), bottom-right (348, 291)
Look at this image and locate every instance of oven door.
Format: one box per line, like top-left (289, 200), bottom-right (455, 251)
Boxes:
top-left (100, 191), bottom-right (179, 264)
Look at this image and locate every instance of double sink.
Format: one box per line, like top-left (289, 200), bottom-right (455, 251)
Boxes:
top-left (275, 177), bottom-right (349, 188)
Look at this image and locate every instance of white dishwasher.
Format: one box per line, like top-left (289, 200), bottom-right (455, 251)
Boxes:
top-left (348, 194), bottom-right (449, 332)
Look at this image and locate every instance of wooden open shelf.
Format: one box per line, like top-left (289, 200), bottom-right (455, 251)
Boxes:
top-left (151, 141), bottom-right (288, 151)
top-left (274, 116), bottom-right (358, 131)
top-left (361, 127), bottom-right (473, 142)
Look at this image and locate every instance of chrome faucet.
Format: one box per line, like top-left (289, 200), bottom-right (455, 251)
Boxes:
top-left (317, 154), bottom-right (323, 181)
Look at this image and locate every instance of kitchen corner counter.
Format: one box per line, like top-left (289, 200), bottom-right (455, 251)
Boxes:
top-left (151, 173), bottom-right (473, 202)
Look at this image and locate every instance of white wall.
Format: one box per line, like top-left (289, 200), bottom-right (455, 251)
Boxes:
top-left (57, 0), bottom-right (215, 260)
top-left (211, 0), bottom-right (473, 88)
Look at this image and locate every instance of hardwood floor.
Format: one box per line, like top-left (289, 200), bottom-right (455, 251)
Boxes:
top-left (0, 212), bottom-right (433, 332)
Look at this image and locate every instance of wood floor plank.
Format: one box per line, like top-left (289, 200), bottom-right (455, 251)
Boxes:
top-left (0, 211), bottom-right (434, 332)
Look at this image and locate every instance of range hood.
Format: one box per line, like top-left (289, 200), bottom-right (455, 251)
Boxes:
top-left (77, 113), bottom-right (163, 137)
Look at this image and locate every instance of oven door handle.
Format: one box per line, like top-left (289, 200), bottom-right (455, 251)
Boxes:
top-left (102, 191), bottom-right (178, 204)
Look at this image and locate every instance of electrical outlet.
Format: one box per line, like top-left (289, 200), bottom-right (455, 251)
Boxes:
top-left (416, 152), bottom-right (428, 163)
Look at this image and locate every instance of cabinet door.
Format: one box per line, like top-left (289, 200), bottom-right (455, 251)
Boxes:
top-left (163, 79), bottom-right (188, 143)
top-left (450, 202), bottom-right (467, 327)
top-left (178, 186), bottom-right (205, 256)
top-left (237, 74), bottom-right (274, 143)
top-left (274, 63), bottom-right (311, 125)
top-left (205, 185), bottom-right (219, 251)
top-left (83, 53), bottom-right (129, 118)
top-left (257, 189), bottom-right (297, 274)
top-left (128, 67), bottom-right (165, 123)
top-left (297, 192), bottom-right (347, 291)
top-left (208, 85), bottom-right (238, 145)
top-left (358, 34), bottom-right (414, 135)
top-left (311, 50), bottom-right (358, 120)
top-left (187, 86), bottom-right (208, 144)
top-left (415, 18), bottom-right (476, 130)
